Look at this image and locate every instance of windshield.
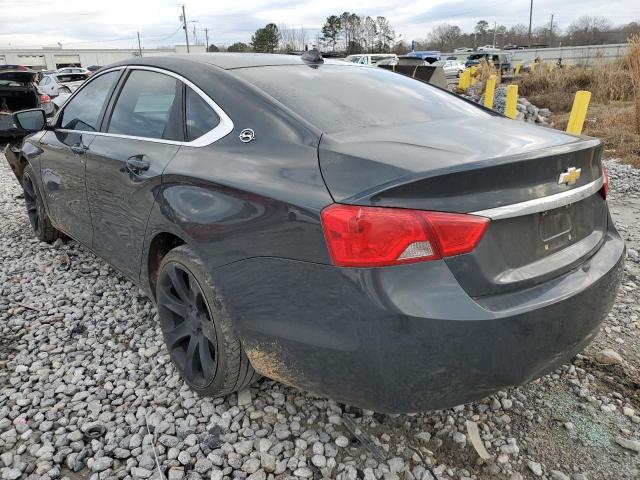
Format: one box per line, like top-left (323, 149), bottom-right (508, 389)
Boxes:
top-left (344, 56), bottom-right (362, 63)
top-left (235, 64), bottom-right (489, 133)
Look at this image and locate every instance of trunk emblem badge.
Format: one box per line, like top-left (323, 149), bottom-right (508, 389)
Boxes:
top-left (239, 129), bottom-right (255, 143)
top-left (558, 167), bottom-right (581, 186)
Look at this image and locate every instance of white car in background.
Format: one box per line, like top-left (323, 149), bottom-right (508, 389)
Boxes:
top-left (38, 73), bottom-right (86, 98)
top-left (57, 66), bottom-right (92, 76)
top-left (344, 54), bottom-right (398, 66)
top-left (434, 59), bottom-right (465, 78)
top-left (477, 45), bottom-right (501, 52)
top-left (454, 47), bottom-right (473, 53)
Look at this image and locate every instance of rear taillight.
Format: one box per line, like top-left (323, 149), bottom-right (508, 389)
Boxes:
top-left (600, 160), bottom-right (609, 199)
top-left (320, 204), bottom-right (489, 267)
top-left (39, 93), bottom-right (51, 104)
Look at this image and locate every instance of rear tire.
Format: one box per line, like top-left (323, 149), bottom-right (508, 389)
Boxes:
top-left (156, 245), bottom-right (260, 397)
top-left (22, 165), bottom-right (59, 243)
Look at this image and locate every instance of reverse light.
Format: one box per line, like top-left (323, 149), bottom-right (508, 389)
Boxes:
top-left (600, 160), bottom-right (609, 199)
top-left (320, 204), bottom-right (489, 267)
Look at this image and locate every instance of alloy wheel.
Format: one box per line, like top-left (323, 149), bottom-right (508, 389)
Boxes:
top-left (157, 262), bottom-right (218, 387)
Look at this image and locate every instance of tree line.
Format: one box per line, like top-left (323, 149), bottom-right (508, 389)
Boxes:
top-left (207, 12), bottom-right (397, 54)
top-left (206, 14), bottom-right (640, 54)
top-left (419, 16), bottom-right (640, 52)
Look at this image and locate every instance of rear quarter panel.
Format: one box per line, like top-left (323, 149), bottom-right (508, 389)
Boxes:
top-left (140, 65), bottom-right (334, 294)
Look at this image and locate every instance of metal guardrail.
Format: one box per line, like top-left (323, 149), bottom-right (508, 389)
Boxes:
top-left (443, 43), bottom-right (629, 66)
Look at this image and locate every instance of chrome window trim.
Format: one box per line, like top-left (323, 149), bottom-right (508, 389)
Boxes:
top-left (55, 65), bottom-right (234, 148)
top-left (471, 176), bottom-right (604, 220)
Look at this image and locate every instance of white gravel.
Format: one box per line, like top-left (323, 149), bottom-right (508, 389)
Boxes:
top-left (1, 155), bottom-right (639, 480)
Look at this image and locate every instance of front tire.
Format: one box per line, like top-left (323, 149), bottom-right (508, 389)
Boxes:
top-left (22, 165), bottom-right (59, 243)
top-left (156, 246), bottom-right (259, 397)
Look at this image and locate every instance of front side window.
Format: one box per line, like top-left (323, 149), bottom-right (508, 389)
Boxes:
top-left (185, 86), bottom-right (220, 141)
top-left (108, 70), bottom-right (181, 140)
top-left (60, 70), bottom-right (119, 131)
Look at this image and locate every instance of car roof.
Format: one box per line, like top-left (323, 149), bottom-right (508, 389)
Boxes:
top-left (108, 53), bottom-right (350, 71)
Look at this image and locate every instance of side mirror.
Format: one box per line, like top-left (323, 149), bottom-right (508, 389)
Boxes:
top-left (13, 108), bottom-right (46, 132)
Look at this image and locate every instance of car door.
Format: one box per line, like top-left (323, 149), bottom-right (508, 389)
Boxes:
top-left (39, 69), bottom-right (122, 245)
top-left (84, 68), bottom-right (183, 280)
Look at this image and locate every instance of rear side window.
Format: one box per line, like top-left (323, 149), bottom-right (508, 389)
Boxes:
top-left (60, 70), bottom-right (119, 131)
top-left (185, 86), bottom-right (219, 141)
top-left (108, 70), bottom-right (182, 140)
top-left (235, 65), bottom-right (489, 133)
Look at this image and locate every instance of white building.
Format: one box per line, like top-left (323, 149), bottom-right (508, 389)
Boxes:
top-left (0, 45), bottom-right (207, 70)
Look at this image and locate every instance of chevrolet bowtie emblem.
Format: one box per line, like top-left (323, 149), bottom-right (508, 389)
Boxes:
top-left (558, 167), bottom-right (581, 186)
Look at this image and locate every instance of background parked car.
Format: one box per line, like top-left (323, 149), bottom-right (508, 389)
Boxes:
top-left (405, 50), bottom-right (441, 64)
top-left (477, 45), bottom-right (501, 52)
top-left (57, 66), bottom-right (92, 76)
top-left (38, 73), bottom-right (87, 99)
top-left (465, 53), bottom-right (512, 73)
top-left (434, 59), bottom-right (465, 77)
top-left (343, 53), bottom-right (397, 65)
top-left (454, 47), bottom-right (473, 53)
top-left (0, 66), bottom-right (52, 134)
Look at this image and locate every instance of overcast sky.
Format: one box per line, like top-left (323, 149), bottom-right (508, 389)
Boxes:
top-left (1, 0), bottom-right (639, 50)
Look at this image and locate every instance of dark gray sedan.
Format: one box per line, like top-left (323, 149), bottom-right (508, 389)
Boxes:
top-left (3, 53), bottom-right (624, 413)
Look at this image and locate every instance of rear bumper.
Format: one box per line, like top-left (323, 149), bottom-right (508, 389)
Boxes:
top-left (214, 222), bottom-right (625, 413)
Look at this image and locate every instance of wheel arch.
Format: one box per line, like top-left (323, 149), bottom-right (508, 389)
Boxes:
top-left (146, 231), bottom-right (186, 301)
top-left (3, 144), bottom-right (29, 183)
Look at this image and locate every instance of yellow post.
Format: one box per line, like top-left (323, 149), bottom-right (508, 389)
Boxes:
top-left (514, 62), bottom-right (522, 75)
top-left (458, 69), bottom-right (470, 91)
top-left (505, 84), bottom-right (518, 119)
top-left (470, 66), bottom-right (478, 85)
top-left (566, 90), bottom-right (592, 135)
top-left (484, 74), bottom-right (496, 109)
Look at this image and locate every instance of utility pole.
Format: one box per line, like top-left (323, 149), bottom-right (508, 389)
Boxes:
top-left (136, 31), bottom-right (142, 57)
top-left (204, 28), bottom-right (209, 51)
top-left (528, 0), bottom-right (533, 47)
top-left (181, 5), bottom-right (190, 53)
top-left (549, 14), bottom-right (554, 46)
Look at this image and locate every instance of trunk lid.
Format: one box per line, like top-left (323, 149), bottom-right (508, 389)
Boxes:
top-left (318, 116), bottom-right (607, 296)
top-left (0, 67), bottom-right (38, 86)
top-left (0, 67), bottom-right (39, 116)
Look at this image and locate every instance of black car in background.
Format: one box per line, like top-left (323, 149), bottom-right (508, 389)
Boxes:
top-left (2, 53), bottom-right (624, 413)
top-left (0, 66), bottom-right (49, 137)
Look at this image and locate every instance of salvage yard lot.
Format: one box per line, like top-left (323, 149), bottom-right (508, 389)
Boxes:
top-left (0, 154), bottom-right (639, 479)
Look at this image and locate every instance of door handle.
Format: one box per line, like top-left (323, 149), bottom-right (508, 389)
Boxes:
top-left (126, 155), bottom-right (150, 175)
top-left (70, 144), bottom-right (87, 154)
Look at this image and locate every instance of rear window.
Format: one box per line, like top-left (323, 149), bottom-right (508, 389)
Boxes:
top-left (185, 86), bottom-right (220, 141)
top-left (235, 64), bottom-right (488, 133)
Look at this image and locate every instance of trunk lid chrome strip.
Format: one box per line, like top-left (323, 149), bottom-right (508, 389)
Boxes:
top-left (472, 176), bottom-right (604, 219)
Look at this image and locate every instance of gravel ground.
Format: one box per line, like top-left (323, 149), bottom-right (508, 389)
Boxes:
top-left (1, 154), bottom-right (639, 480)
